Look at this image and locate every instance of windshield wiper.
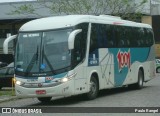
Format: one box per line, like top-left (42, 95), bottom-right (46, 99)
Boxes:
top-left (25, 46), bottom-right (39, 74)
top-left (36, 46), bottom-right (39, 63)
top-left (41, 45), bottom-right (56, 75)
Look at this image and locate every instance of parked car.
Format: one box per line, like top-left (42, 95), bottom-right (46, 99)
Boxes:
top-left (156, 59), bottom-right (160, 73)
top-left (0, 62), bottom-right (14, 89)
top-left (0, 62), bottom-right (8, 68)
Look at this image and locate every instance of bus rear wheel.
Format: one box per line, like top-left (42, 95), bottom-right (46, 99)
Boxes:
top-left (129, 69), bottom-right (144, 89)
top-left (37, 97), bottom-right (52, 103)
top-left (86, 76), bottom-right (99, 100)
top-left (135, 69), bottom-right (144, 89)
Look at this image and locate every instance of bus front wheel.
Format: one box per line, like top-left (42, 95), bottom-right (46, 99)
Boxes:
top-left (37, 97), bottom-right (52, 103)
top-left (86, 76), bottom-right (99, 100)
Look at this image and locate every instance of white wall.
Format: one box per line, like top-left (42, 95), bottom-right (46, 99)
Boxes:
top-left (151, 0), bottom-right (160, 15)
top-left (135, 0), bottom-right (160, 15)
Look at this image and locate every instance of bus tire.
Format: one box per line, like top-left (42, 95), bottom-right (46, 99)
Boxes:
top-left (86, 75), bottom-right (99, 100)
top-left (136, 69), bottom-right (144, 89)
top-left (129, 69), bottom-right (144, 90)
top-left (37, 97), bottom-right (52, 103)
top-left (156, 67), bottom-right (160, 73)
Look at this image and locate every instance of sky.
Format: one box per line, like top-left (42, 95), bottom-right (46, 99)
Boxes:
top-left (0, 0), bottom-right (35, 3)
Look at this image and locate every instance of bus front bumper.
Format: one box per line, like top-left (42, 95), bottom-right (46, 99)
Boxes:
top-left (15, 79), bottom-right (74, 98)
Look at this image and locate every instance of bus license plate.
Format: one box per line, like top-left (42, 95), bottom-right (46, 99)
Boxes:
top-left (36, 90), bottom-right (46, 95)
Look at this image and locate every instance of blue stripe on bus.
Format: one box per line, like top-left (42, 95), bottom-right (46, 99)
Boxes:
top-left (88, 47), bottom-right (150, 86)
top-left (109, 48), bottom-right (150, 86)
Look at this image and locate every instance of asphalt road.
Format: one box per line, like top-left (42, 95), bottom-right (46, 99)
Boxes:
top-left (0, 75), bottom-right (160, 115)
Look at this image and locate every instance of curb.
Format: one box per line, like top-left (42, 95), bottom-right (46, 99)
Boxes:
top-left (0, 96), bottom-right (18, 103)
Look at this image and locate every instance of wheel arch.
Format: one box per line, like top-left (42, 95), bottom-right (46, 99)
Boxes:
top-left (89, 71), bottom-right (99, 90)
top-left (91, 72), bottom-right (99, 90)
top-left (86, 71), bottom-right (100, 100)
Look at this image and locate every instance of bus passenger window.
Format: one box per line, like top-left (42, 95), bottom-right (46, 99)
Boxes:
top-left (90, 24), bottom-right (98, 53)
top-left (118, 40), bottom-right (125, 47)
top-left (105, 25), bottom-right (115, 48)
top-left (108, 40), bottom-right (114, 47)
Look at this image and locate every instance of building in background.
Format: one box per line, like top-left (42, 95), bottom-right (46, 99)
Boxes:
top-left (0, 1), bottom-right (54, 63)
top-left (141, 0), bottom-right (160, 58)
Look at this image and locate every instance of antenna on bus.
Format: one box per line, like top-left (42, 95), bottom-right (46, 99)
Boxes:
top-left (99, 15), bottom-right (121, 19)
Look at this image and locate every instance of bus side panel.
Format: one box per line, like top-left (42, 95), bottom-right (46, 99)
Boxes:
top-left (87, 46), bottom-right (155, 89)
top-left (143, 61), bottom-right (155, 82)
top-left (86, 48), bottom-right (115, 91)
top-left (109, 48), bottom-right (151, 86)
top-left (87, 49), bottom-right (106, 90)
top-left (98, 48), bottom-right (115, 89)
top-left (143, 45), bottom-right (156, 81)
top-left (74, 65), bottom-right (88, 95)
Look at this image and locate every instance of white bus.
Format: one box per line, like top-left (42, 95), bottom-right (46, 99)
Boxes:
top-left (13, 15), bottom-right (156, 103)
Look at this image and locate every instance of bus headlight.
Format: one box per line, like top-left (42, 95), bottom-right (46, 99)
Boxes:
top-left (16, 80), bottom-right (24, 86)
top-left (61, 72), bottom-right (77, 83)
top-left (61, 77), bottom-right (69, 82)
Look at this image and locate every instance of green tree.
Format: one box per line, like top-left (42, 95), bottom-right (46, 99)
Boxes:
top-left (9, 0), bottom-right (147, 21)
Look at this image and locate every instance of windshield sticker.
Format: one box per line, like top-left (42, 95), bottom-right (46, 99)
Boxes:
top-left (23, 33), bottom-right (40, 38)
top-left (40, 64), bottom-right (46, 70)
top-left (45, 77), bottom-right (54, 83)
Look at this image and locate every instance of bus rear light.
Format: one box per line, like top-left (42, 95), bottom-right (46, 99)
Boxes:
top-left (36, 90), bottom-right (46, 95)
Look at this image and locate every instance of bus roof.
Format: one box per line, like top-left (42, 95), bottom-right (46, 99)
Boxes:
top-left (19, 15), bottom-right (152, 32)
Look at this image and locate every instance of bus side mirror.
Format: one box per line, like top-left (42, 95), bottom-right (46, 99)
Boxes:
top-left (68, 29), bottom-right (82, 50)
top-left (3, 35), bottom-right (17, 54)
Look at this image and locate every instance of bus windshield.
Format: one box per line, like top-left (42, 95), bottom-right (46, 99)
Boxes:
top-left (15, 29), bottom-right (72, 77)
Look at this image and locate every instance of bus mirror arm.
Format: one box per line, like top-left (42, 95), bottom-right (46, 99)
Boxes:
top-left (68, 29), bottom-right (82, 50)
top-left (3, 35), bottom-right (17, 54)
